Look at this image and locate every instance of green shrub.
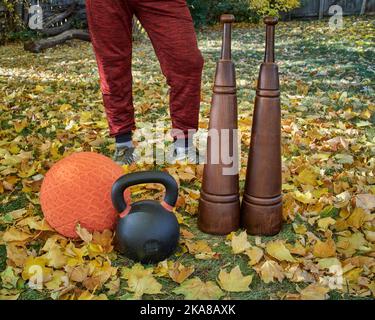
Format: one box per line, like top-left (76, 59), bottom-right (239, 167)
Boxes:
top-left (207, 0), bottom-right (260, 24)
top-left (187, 0), bottom-right (260, 27)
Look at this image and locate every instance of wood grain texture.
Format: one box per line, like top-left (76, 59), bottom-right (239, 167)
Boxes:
top-left (241, 17), bottom-right (283, 236)
top-left (198, 15), bottom-right (240, 235)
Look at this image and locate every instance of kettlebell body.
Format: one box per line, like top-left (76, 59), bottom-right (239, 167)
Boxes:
top-left (112, 171), bottom-right (180, 264)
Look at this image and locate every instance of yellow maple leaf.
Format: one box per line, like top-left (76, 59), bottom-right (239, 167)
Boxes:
top-left (45, 270), bottom-right (67, 291)
top-left (317, 217), bottom-right (336, 231)
top-left (77, 291), bottom-right (108, 300)
top-left (92, 229), bottom-right (114, 253)
top-left (83, 262), bottom-right (116, 291)
top-left (346, 207), bottom-right (366, 229)
top-left (299, 283), bottom-right (329, 300)
top-left (292, 190), bottom-right (316, 204)
top-left (218, 266), bottom-right (252, 292)
top-left (2, 227), bottom-right (33, 243)
top-left (344, 267), bottom-right (363, 284)
top-left (185, 240), bottom-right (217, 260)
top-left (292, 223), bottom-right (307, 235)
top-left (42, 244), bottom-right (67, 269)
top-left (126, 272), bottom-right (162, 298)
top-left (173, 277), bottom-right (223, 300)
top-left (312, 238), bottom-right (336, 258)
top-left (336, 232), bottom-right (369, 257)
top-left (287, 242), bottom-right (307, 256)
top-left (17, 216), bottom-right (53, 231)
top-left (66, 264), bottom-right (90, 282)
top-left (258, 260), bottom-right (284, 284)
top-left (231, 231), bottom-right (251, 254)
top-left (245, 246), bottom-right (264, 266)
top-left (168, 262), bottom-right (194, 284)
top-left (6, 244), bottom-right (28, 267)
top-left (121, 263), bottom-right (153, 280)
top-left (266, 240), bottom-right (296, 262)
top-left (296, 168), bottom-right (318, 186)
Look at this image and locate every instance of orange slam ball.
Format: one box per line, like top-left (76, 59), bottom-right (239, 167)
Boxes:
top-left (40, 152), bottom-right (124, 238)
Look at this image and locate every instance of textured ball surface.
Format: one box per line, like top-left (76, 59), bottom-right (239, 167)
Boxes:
top-left (40, 152), bottom-right (124, 238)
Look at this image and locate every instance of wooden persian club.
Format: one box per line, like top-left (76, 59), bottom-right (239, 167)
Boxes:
top-left (241, 16), bottom-right (283, 236)
top-left (198, 14), bottom-right (240, 235)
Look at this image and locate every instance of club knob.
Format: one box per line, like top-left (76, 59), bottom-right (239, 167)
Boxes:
top-left (264, 16), bottom-right (278, 25)
top-left (220, 14), bottom-right (235, 24)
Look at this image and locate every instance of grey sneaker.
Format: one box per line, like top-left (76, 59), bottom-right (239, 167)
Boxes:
top-left (170, 145), bottom-right (204, 164)
top-left (113, 146), bottom-right (137, 165)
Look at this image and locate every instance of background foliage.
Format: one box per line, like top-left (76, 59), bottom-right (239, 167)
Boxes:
top-left (187, 0), bottom-right (261, 27)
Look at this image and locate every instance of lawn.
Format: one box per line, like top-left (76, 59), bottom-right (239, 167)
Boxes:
top-left (0, 16), bottom-right (374, 300)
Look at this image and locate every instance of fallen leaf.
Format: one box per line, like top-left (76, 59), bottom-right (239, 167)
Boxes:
top-left (297, 168), bottom-right (318, 186)
top-left (218, 266), bottom-right (252, 292)
top-left (245, 246), bottom-right (264, 266)
top-left (346, 208), bottom-right (366, 229)
top-left (231, 231), bottom-right (251, 254)
top-left (6, 244), bottom-right (28, 267)
top-left (0, 266), bottom-right (19, 289)
top-left (180, 228), bottom-right (194, 239)
top-left (66, 265), bottom-right (90, 282)
top-left (45, 270), bottom-right (68, 290)
top-left (76, 224), bottom-right (93, 243)
top-left (3, 227), bottom-right (33, 243)
top-left (77, 290), bottom-right (108, 300)
top-left (317, 217), bottom-right (336, 231)
top-left (258, 260), bottom-right (285, 284)
top-left (42, 244), bottom-right (67, 268)
top-left (126, 273), bottom-right (162, 298)
top-left (92, 230), bottom-right (113, 253)
top-left (123, 264), bottom-right (162, 298)
top-left (173, 277), bottom-right (224, 300)
top-left (266, 240), bottom-right (296, 262)
top-left (355, 194), bottom-right (375, 210)
top-left (17, 216), bottom-right (53, 231)
top-left (292, 190), bottom-right (316, 204)
top-left (313, 238), bottom-right (336, 258)
top-left (105, 277), bottom-right (120, 295)
top-left (299, 283), bottom-right (329, 300)
top-left (336, 232), bottom-right (368, 257)
top-left (185, 240), bottom-right (217, 259)
top-left (168, 262), bottom-right (194, 284)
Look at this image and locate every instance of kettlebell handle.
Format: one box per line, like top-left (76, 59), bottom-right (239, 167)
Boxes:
top-left (112, 171), bottom-right (179, 217)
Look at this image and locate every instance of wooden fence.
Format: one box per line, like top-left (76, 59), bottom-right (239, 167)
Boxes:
top-left (290, 0), bottom-right (375, 18)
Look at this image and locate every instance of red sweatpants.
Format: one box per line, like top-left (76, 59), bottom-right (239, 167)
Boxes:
top-left (86, 0), bottom-right (204, 138)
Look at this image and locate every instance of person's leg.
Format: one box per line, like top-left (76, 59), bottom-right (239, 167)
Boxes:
top-left (133, 0), bottom-right (204, 143)
top-left (86, 0), bottom-right (135, 140)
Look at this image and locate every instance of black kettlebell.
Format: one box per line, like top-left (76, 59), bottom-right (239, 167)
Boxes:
top-left (112, 171), bottom-right (180, 264)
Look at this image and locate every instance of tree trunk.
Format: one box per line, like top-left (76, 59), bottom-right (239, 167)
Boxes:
top-left (360, 0), bottom-right (367, 15)
top-left (24, 29), bottom-right (90, 53)
top-left (40, 20), bottom-right (72, 36)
